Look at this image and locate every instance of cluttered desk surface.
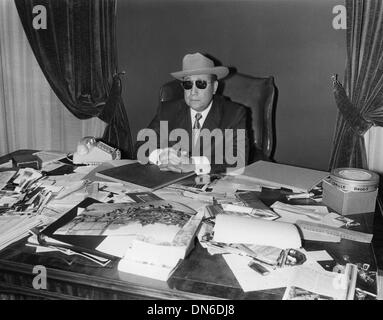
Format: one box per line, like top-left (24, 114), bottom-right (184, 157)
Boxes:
top-left (0, 150), bottom-right (380, 300)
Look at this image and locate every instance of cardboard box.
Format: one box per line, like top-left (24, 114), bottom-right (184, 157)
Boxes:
top-left (322, 179), bottom-right (378, 215)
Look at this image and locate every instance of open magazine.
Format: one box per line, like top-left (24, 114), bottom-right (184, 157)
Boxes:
top-left (44, 198), bottom-right (203, 281)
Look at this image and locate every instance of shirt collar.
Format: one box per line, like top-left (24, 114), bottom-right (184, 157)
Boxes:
top-left (190, 100), bottom-right (213, 124)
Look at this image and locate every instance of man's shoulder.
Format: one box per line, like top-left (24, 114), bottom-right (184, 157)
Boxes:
top-left (214, 95), bottom-right (247, 116)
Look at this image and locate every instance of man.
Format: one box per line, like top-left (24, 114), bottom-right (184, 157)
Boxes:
top-left (136, 52), bottom-right (249, 175)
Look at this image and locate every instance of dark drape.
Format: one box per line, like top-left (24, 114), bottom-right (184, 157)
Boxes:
top-left (329, 0), bottom-right (383, 170)
top-left (14, 0), bottom-right (133, 158)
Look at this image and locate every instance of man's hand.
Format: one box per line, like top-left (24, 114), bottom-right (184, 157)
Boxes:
top-left (158, 147), bottom-right (188, 165)
top-left (158, 149), bottom-right (195, 173)
top-left (159, 162), bottom-right (196, 173)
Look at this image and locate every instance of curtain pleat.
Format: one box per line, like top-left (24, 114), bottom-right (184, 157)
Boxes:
top-left (329, 0), bottom-right (383, 170)
top-left (0, 0), bottom-right (106, 156)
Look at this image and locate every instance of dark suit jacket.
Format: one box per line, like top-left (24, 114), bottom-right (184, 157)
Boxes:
top-left (135, 95), bottom-right (249, 173)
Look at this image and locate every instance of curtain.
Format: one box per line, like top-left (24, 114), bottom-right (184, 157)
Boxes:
top-left (0, 0), bottom-right (105, 156)
top-left (329, 0), bottom-right (383, 170)
top-left (365, 126), bottom-right (383, 174)
top-left (14, 0), bottom-right (133, 158)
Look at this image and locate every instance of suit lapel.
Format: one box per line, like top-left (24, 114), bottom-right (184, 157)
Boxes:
top-left (201, 96), bottom-right (223, 131)
top-left (173, 100), bottom-right (193, 152)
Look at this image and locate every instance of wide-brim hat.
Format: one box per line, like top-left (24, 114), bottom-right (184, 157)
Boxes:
top-left (171, 52), bottom-right (229, 80)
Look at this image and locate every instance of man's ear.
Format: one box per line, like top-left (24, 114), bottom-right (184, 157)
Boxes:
top-left (213, 80), bottom-right (218, 94)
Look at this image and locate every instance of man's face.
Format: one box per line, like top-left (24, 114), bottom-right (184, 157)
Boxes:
top-left (183, 74), bottom-right (218, 112)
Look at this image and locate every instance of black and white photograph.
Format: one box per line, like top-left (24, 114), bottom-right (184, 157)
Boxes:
top-left (0, 0), bottom-right (382, 311)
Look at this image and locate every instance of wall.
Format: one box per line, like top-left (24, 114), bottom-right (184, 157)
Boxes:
top-left (117, 0), bottom-right (346, 171)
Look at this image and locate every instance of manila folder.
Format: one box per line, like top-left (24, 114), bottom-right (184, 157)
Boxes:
top-left (238, 161), bottom-right (329, 192)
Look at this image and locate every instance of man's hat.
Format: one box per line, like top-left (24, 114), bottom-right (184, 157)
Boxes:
top-left (171, 52), bottom-right (229, 80)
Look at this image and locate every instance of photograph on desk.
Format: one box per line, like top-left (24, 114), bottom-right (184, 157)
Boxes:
top-left (53, 200), bottom-right (195, 237)
top-left (41, 198), bottom-right (204, 281)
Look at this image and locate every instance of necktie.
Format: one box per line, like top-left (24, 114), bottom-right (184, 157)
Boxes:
top-left (193, 113), bottom-right (202, 145)
top-left (193, 113), bottom-right (202, 129)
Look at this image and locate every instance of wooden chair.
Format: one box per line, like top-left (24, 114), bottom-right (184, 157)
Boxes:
top-left (159, 73), bottom-right (277, 162)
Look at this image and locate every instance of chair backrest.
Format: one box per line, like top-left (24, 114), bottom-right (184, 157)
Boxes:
top-left (159, 73), bottom-right (276, 161)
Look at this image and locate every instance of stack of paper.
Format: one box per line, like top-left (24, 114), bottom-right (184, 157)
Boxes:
top-left (0, 215), bottom-right (43, 251)
top-left (234, 160), bottom-right (329, 193)
top-left (117, 207), bottom-right (204, 281)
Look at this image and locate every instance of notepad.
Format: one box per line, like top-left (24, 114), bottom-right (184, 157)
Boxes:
top-left (236, 161), bottom-right (329, 193)
top-left (96, 163), bottom-right (195, 191)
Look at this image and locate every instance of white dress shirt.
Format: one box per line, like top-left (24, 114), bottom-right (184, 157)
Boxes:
top-left (190, 102), bottom-right (212, 130)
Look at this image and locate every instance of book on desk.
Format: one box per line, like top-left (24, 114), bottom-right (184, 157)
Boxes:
top-left (95, 162), bottom-right (195, 191)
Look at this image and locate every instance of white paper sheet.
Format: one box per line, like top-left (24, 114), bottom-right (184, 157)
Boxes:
top-left (98, 182), bottom-right (124, 193)
top-left (0, 216), bottom-right (43, 251)
top-left (154, 188), bottom-right (206, 211)
top-left (0, 171), bottom-right (16, 186)
top-left (283, 264), bottom-right (349, 300)
top-left (39, 206), bottom-right (70, 225)
top-left (302, 249), bottom-right (334, 262)
top-left (118, 257), bottom-right (175, 281)
top-left (272, 202), bottom-right (349, 228)
top-left (0, 160), bottom-right (13, 169)
top-left (48, 173), bottom-right (88, 184)
top-left (271, 202), bottom-right (326, 223)
top-left (213, 214), bottom-right (301, 249)
top-left (108, 159), bottom-right (138, 167)
top-left (321, 212), bottom-right (349, 228)
top-left (223, 254), bottom-right (295, 292)
top-left (33, 151), bottom-right (67, 165)
top-left (96, 235), bottom-right (136, 258)
top-left (211, 175), bottom-right (263, 195)
top-left (48, 192), bottom-right (86, 208)
top-left (297, 228), bottom-right (341, 242)
top-left (377, 271), bottom-right (383, 301)
top-left (74, 165), bottom-right (98, 175)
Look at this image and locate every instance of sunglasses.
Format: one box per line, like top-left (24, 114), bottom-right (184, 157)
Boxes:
top-left (181, 80), bottom-right (212, 90)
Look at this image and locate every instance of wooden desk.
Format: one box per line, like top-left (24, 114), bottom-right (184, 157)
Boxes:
top-left (0, 216), bottom-right (377, 300)
top-left (0, 150), bottom-right (380, 300)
